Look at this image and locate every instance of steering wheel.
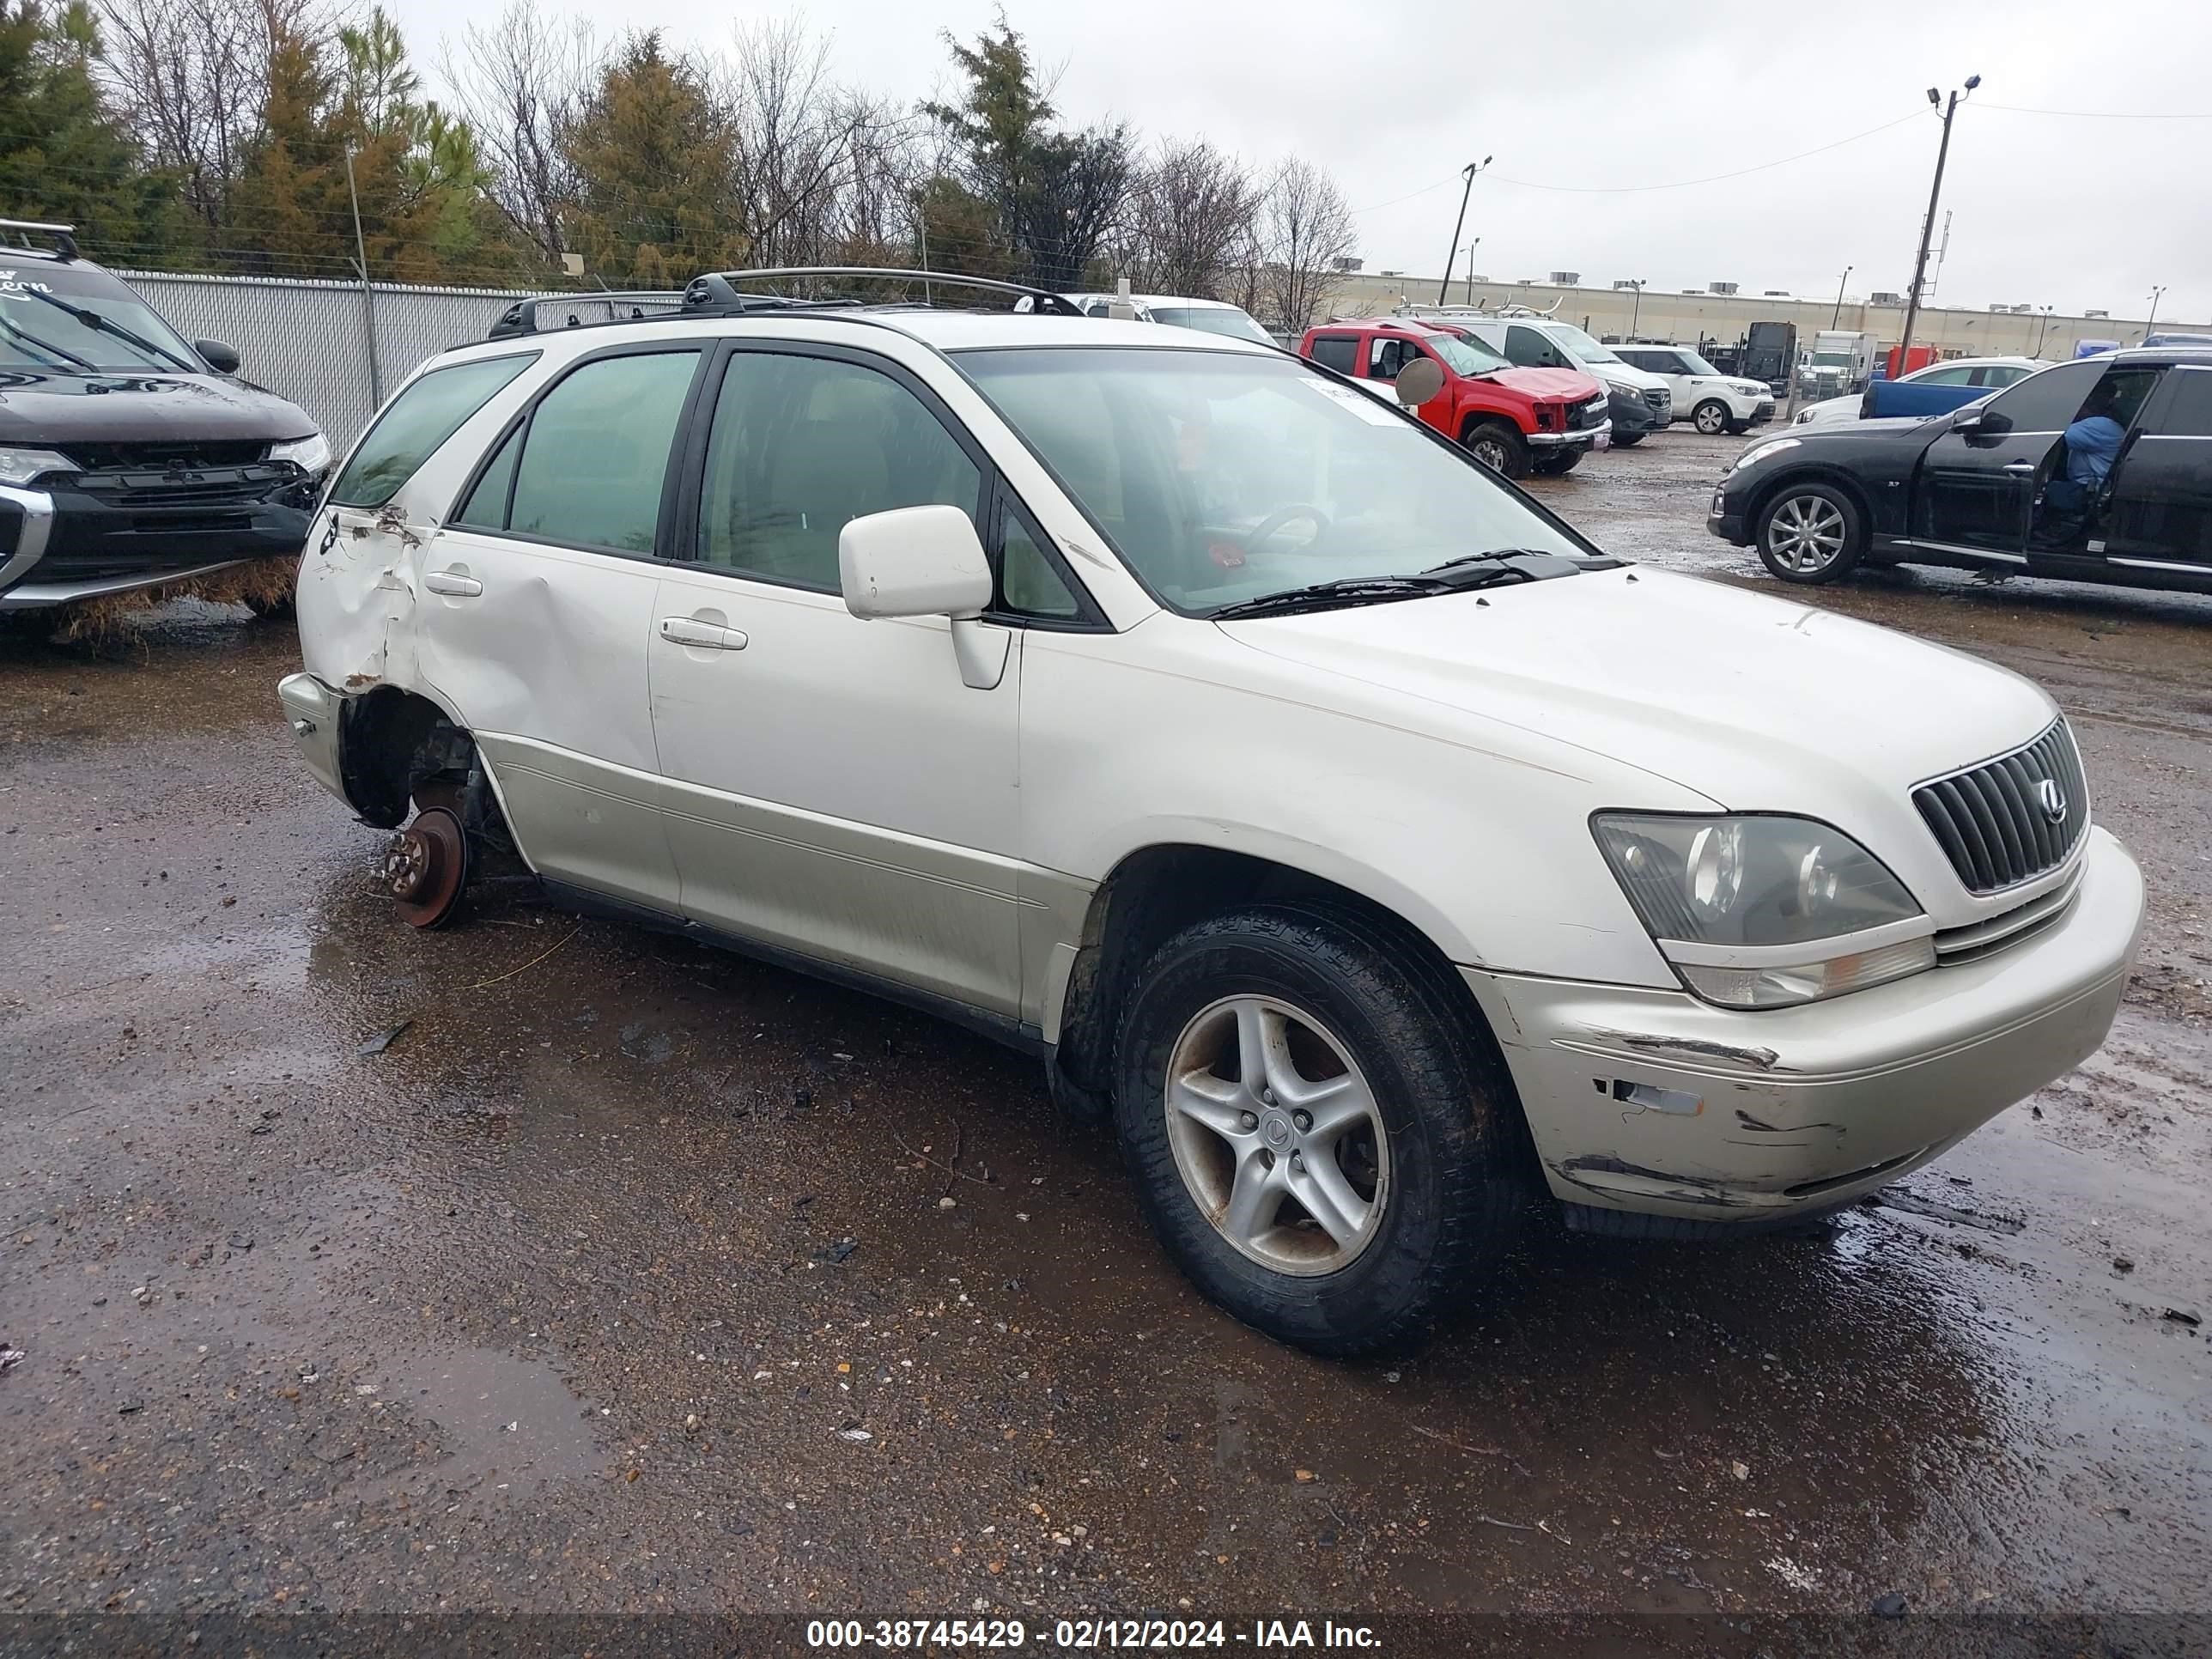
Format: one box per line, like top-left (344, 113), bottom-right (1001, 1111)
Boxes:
top-left (1243, 503), bottom-right (1332, 556)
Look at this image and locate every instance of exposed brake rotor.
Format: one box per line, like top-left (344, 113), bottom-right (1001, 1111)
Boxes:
top-left (378, 805), bottom-right (468, 929)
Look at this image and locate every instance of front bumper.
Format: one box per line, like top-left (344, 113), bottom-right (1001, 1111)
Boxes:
top-left (1607, 390), bottom-right (1667, 435)
top-left (1746, 401), bottom-right (1776, 427)
top-left (1462, 828), bottom-right (2143, 1224)
top-left (1706, 483), bottom-right (1749, 544)
top-left (0, 472), bottom-right (315, 609)
top-left (1528, 420), bottom-right (1609, 449)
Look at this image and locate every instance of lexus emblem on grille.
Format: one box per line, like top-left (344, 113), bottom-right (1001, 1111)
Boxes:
top-left (2037, 777), bottom-right (2069, 824)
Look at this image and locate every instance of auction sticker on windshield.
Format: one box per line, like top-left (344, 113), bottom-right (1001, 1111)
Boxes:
top-left (1300, 376), bottom-right (1404, 426)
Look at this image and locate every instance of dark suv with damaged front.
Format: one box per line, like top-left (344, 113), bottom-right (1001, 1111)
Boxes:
top-left (0, 222), bottom-right (327, 617)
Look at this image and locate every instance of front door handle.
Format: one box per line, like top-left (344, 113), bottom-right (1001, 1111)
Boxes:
top-left (424, 569), bottom-right (483, 597)
top-left (2002, 460), bottom-right (2038, 475)
top-left (659, 616), bottom-right (748, 651)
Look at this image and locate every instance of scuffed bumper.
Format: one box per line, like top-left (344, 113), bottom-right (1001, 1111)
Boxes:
top-left (1462, 829), bottom-right (2143, 1224)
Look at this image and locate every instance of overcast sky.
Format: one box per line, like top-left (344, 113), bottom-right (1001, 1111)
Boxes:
top-left (384, 0), bottom-right (2212, 325)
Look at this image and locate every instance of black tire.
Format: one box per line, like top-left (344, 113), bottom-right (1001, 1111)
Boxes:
top-left (1610, 429), bottom-right (1645, 447)
top-left (1754, 480), bottom-right (1866, 584)
top-left (1530, 447), bottom-right (1583, 477)
top-left (1461, 419), bottom-right (1530, 480)
top-left (1113, 904), bottom-right (1525, 1358)
top-left (1692, 398), bottom-right (1732, 436)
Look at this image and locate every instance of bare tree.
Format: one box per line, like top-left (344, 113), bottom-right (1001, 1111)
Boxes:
top-left (720, 18), bottom-right (918, 269)
top-left (95, 0), bottom-right (335, 240)
top-left (1127, 136), bottom-right (1260, 297)
top-left (1261, 155), bottom-right (1354, 332)
top-left (440, 0), bottom-right (596, 268)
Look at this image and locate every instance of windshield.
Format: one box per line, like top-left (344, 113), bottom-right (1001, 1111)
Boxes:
top-left (1147, 307), bottom-right (1274, 346)
top-left (1680, 350), bottom-right (1721, 375)
top-left (1424, 331), bottom-right (1510, 374)
top-left (1811, 352), bottom-right (1853, 368)
top-left (957, 346), bottom-right (1592, 616)
top-left (1545, 323), bottom-right (1619, 365)
top-left (0, 276), bottom-right (201, 373)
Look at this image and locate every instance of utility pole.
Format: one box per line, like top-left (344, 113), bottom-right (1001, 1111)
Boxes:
top-left (2033, 304), bottom-right (2054, 356)
top-left (1436, 156), bottom-right (1491, 306)
top-left (1463, 238), bottom-right (1480, 305)
top-left (1895, 76), bottom-right (1978, 380)
top-left (1832, 264), bottom-right (1852, 328)
top-left (344, 149), bottom-right (382, 405)
top-left (2144, 284), bottom-right (2166, 342)
top-left (1626, 279), bottom-right (1645, 337)
top-left (914, 190), bottom-right (933, 307)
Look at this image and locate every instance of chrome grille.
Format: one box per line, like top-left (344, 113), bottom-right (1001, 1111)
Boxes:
top-left (1913, 720), bottom-right (2087, 894)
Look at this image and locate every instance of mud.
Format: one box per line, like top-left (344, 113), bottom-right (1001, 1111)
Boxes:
top-left (3, 434), bottom-right (2209, 1644)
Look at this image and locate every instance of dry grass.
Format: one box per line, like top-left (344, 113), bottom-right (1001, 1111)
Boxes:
top-left (51, 556), bottom-right (299, 642)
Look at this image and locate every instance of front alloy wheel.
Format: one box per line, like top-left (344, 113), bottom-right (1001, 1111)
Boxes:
top-left (1758, 487), bottom-right (1862, 582)
top-left (1164, 994), bottom-right (1389, 1274)
top-left (1114, 904), bottom-right (1525, 1356)
top-left (1693, 398), bottom-right (1731, 435)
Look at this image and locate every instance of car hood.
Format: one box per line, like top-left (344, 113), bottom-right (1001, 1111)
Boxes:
top-left (1487, 365), bottom-right (1601, 402)
top-left (0, 370), bottom-right (317, 446)
top-left (1214, 566), bottom-right (2055, 818)
top-left (1758, 416), bottom-right (1928, 448)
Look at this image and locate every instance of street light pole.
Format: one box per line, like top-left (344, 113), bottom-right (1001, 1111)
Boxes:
top-left (2033, 304), bottom-right (2053, 356)
top-left (1463, 238), bottom-right (1480, 305)
top-left (1832, 264), bottom-right (1852, 329)
top-left (1627, 279), bottom-right (1644, 337)
top-left (1896, 76), bottom-right (1978, 379)
top-left (1437, 157), bottom-right (1491, 307)
top-left (2144, 284), bottom-right (2166, 342)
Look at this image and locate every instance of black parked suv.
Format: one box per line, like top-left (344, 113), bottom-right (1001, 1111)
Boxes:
top-left (0, 222), bottom-right (327, 617)
top-left (1710, 347), bottom-right (2212, 594)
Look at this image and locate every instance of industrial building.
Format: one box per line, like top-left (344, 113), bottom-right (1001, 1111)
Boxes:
top-left (1326, 270), bottom-right (2201, 362)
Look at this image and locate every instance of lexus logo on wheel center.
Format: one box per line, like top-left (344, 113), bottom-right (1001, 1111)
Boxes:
top-left (2038, 778), bottom-right (2069, 824)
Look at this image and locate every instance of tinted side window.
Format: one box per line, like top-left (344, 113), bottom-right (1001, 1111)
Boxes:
top-left (1308, 334), bottom-right (1358, 374)
top-left (1000, 507), bottom-right (1082, 619)
top-left (2154, 368), bottom-right (2212, 437)
top-left (1919, 366), bottom-right (1978, 386)
top-left (331, 355), bottom-right (534, 507)
top-left (1984, 361), bottom-right (2105, 431)
top-left (1504, 325), bottom-right (1564, 368)
top-left (696, 351), bottom-right (981, 591)
top-left (453, 426), bottom-right (520, 528)
top-left (1984, 366), bottom-right (2032, 388)
top-left (502, 351), bottom-right (698, 555)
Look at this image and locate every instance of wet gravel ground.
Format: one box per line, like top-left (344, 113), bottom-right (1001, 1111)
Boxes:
top-left (3, 428), bottom-right (2208, 1653)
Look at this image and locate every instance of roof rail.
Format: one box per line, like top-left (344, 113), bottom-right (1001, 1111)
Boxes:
top-left (489, 289), bottom-right (689, 340)
top-left (0, 219), bottom-right (79, 261)
top-left (684, 267), bottom-right (1084, 316)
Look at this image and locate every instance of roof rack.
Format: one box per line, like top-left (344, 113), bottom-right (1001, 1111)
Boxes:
top-left (684, 267), bottom-right (1083, 316)
top-left (0, 219), bottom-right (79, 261)
top-left (486, 266), bottom-right (1087, 338)
top-left (489, 289), bottom-right (689, 340)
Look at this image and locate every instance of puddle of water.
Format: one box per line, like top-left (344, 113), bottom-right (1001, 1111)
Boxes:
top-left (375, 1346), bottom-right (600, 1497)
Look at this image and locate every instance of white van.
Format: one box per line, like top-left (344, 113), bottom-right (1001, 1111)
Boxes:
top-left (1452, 315), bottom-right (1673, 445)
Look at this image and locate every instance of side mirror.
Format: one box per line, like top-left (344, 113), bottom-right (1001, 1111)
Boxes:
top-left (840, 504), bottom-right (1007, 690)
top-left (840, 504), bottom-right (991, 619)
top-left (1394, 356), bottom-right (1445, 406)
top-left (195, 337), bottom-right (241, 374)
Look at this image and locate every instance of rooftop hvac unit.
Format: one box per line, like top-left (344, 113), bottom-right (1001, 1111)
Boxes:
top-left (2085, 308), bottom-right (2109, 319)
top-left (1989, 302), bottom-right (2010, 313)
top-left (1548, 271), bottom-right (1581, 286)
top-left (1468, 274), bottom-right (1490, 284)
top-left (1763, 289), bottom-right (1791, 297)
top-left (1709, 281), bottom-right (1739, 295)
top-left (1870, 291), bottom-right (1904, 305)
top-left (1612, 279), bottom-right (1639, 289)
top-left (1329, 256), bottom-right (1364, 273)
top-left (2009, 303), bottom-right (2036, 314)
top-left (1378, 269), bottom-right (1401, 277)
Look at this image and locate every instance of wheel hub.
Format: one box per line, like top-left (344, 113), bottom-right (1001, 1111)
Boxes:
top-left (378, 805), bottom-right (468, 929)
top-left (1162, 994), bottom-right (1390, 1276)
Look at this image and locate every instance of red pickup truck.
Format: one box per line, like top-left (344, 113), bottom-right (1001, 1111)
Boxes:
top-left (1298, 318), bottom-right (1610, 478)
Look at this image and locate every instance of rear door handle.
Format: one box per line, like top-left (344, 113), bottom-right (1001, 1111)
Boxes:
top-left (2002, 461), bottom-right (2038, 475)
top-left (424, 569), bottom-right (483, 597)
top-left (659, 616), bottom-right (748, 651)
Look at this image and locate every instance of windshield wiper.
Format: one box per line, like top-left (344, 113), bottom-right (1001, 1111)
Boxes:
top-left (0, 311), bottom-right (100, 373)
top-left (1210, 575), bottom-right (1452, 619)
top-left (18, 288), bottom-right (195, 372)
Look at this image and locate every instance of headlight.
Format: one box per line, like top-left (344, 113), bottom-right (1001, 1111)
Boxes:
top-left (1593, 813), bottom-right (1933, 1008)
top-left (270, 432), bottom-right (332, 475)
top-left (0, 447), bottom-right (74, 487)
top-left (1733, 437), bottom-right (1800, 469)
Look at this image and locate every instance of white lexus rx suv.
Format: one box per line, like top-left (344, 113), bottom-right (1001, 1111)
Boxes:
top-left (278, 271), bottom-right (2142, 1356)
